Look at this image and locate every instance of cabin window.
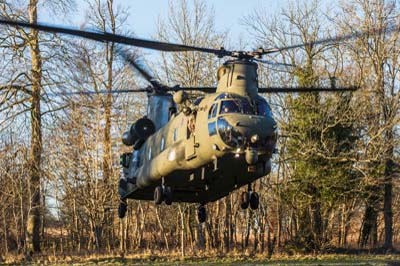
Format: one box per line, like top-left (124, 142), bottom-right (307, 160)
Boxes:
top-left (161, 137), bottom-right (165, 151)
top-left (148, 147), bottom-right (152, 160)
top-left (168, 107), bottom-right (177, 120)
top-left (173, 128), bottom-right (178, 142)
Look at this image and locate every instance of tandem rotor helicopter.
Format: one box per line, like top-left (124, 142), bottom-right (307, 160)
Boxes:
top-left (1, 19), bottom-right (371, 223)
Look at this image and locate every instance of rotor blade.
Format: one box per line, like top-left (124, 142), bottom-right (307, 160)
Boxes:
top-left (258, 87), bottom-right (358, 93)
top-left (262, 24), bottom-right (400, 54)
top-left (172, 87), bottom-right (216, 93)
top-left (117, 48), bottom-right (155, 85)
top-left (0, 19), bottom-right (231, 57)
top-left (254, 59), bottom-right (295, 68)
top-left (46, 88), bottom-right (149, 96)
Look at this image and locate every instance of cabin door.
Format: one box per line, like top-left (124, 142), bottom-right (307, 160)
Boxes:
top-left (185, 115), bottom-right (197, 160)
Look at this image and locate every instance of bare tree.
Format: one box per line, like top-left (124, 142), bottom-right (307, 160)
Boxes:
top-left (340, 0), bottom-right (400, 249)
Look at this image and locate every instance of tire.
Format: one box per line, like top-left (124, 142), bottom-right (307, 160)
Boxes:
top-left (118, 202), bottom-right (127, 219)
top-left (154, 186), bottom-right (164, 205)
top-left (164, 186), bottom-right (173, 205)
top-left (240, 191), bottom-right (249, 210)
top-left (197, 205), bottom-right (206, 223)
top-left (249, 192), bottom-right (259, 210)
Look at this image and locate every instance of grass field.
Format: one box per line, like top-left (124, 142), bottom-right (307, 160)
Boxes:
top-left (3, 256), bottom-right (400, 266)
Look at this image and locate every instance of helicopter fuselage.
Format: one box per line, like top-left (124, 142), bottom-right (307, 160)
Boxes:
top-left (119, 60), bottom-right (277, 204)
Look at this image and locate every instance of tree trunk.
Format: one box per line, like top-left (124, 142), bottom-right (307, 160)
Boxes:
top-left (178, 204), bottom-right (185, 257)
top-left (155, 207), bottom-right (169, 251)
top-left (360, 200), bottom-right (378, 248)
top-left (223, 196), bottom-right (231, 253)
top-left (102, 0), bottom-right (115, 251)
top-left (383, 155), bottom-right (394, 250)
top-left (26, 0), bottom-right (43, 253)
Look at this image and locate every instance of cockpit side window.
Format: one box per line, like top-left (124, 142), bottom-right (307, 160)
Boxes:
top-left (208, 103), bottom-right (218, 119)
top-left (212, 103), bottom-right (218, 117)
top-left (256, 99), bottom-right (272, 116)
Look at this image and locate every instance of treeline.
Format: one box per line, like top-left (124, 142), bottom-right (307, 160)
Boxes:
top-left (0, 0), bottom-right (399, 259)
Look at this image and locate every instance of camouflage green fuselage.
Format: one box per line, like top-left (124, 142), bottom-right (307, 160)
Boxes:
top-left (119, 60), bottom-right (277, 203)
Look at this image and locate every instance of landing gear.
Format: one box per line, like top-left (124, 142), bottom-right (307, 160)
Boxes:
top-left (164, 186), bottom-right (173, 205)
top-left (240, 191), bottom-right (249, 209)
top-left (197, 204), bottom-right (206, 223)
top-left (154, 185), bottom-right (173, 205)
top-left (118, 199), bottom-right (127, 219)
top-left (249, 191), bottom-right (259, 210)
top-left (154, 186), bottom-right (164, 205)
top-left (240, 184), bottom-right (259, 210)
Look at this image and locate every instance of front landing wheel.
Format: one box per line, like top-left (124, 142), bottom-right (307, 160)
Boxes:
top-left (197, 205), bottom-right (206, 223)
top-left (154, 186), bottom-right (164, 205)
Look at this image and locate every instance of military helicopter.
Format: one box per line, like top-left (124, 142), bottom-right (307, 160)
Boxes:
top-left (0, 19), bottom-right (365, 223)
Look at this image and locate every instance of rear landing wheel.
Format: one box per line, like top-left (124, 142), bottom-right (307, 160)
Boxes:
top-left (154, 186), bottom-right (164, 205)
top-left (164, 186), bottom-right (173, 205)
top-left (197, 205), bottom-right (206, 223)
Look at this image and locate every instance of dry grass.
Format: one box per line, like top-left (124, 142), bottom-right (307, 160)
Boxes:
top-left (2, 253), bottom-right (400, 266)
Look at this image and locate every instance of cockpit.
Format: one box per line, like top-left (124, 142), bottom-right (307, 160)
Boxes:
top-left (209, 93), bottom-right (272, 117)
top-left (207, 93), bottom-right (276, 149)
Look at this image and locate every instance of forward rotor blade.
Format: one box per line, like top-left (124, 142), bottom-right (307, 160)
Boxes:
top-left (254, 59), bottom-right (295, 68)
top-left (258, 87), bottom-right (358, 93)
top-left (45, 87), bottom-right (216, 96)
top-left (262, 24), bottom-right (400, 54)
top-left (46, 88), bottom-right (149, 96)
top-left (0, 19), bottom-right (230, 57)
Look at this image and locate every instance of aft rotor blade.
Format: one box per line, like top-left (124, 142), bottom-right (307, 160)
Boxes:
top-left (117, 48), bottom-right (160, 87)
top-left (258, 87), bottom-right (358, 93)
top-left (46, 88), bottom-right (149, 96)
top-left (262, 24), bottom-right (400, 54)
top-left (172, 87), bottom-right (216, 93)
top-left (0, 19), bottom-right (230, 57)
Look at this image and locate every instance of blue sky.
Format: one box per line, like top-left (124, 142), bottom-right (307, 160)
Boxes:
top-left (42, 0), bottom-right (289, 41)
top-left (121, 0), bottom-right (286, 39)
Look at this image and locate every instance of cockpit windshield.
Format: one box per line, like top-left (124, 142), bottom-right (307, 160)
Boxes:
top-left (213, 93), bottom-right (272, 117)
top-left (220, 100), bottom-right (241, 114)
top-left (219, 99), bottom-right (254, 115)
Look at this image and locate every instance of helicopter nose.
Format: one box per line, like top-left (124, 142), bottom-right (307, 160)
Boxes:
top-left (245, 148), bottom-right (258, 164)
top-left (227, 115), bottom-right (276, 138)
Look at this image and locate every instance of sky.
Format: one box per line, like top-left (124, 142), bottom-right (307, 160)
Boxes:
top-left (121, 0), bottom-right (286, 39)
top-left (41, 0), bottom-right (289, 44)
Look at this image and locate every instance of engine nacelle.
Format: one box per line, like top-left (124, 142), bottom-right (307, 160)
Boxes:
top-left (122, 117), bottom-right (155, 146)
